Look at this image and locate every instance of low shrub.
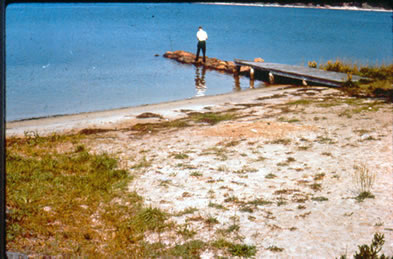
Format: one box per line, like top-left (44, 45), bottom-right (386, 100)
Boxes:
top-left (340, 233), bottom-right (391, 259)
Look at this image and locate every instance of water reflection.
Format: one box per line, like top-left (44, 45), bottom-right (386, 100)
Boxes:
top-left (233, 74), bottom-right (241, 91)
top-left (233, 74), bottom-right (259, 91)
top-left (195, 66), bottom-right (207, 97)
top-left (194, 66), bottom-right (265, 98)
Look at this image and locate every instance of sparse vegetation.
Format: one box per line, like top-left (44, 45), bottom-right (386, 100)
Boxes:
top-left (355, 191), bottom-right (375, 202)
top-left (212, 239), bottom-right (256, 257)
top-left (131, 156), bottom-right (152, 169)
top-left (314, 172), bottom-right (326, 181)
top-left (136, 112), bottom-right (164, 119)
top-left (309, 183), bottom-right (322, 192)
top-left (174, 207), bottom-right (198, 217)
top-left (188, 111), bottom-right (237, 125)
top-left (270, 138), bottom-right (292, 145)
top-left (205, 215), bottom-right (219, 225)
top-left (340, 233), bottom-right (391, 259)
top-left (311, 196), bottom-right (328, 202)
top-left (165, 239), bottom-right (207, 258)
top-left (308, 60), bottom-right (393, 101)
top-left (278, 116), bottom-right (300, 123)
top-left (190, 171), bottom-right (203, 177)
top-left (7, 133), bottom-right (166, 256)
top-left (208, 202), bottom-right (227, 210)
top-left (173, 152), bottom-right (189, 159)
top-left (287, 99), bottom-right (313, 106)
top-left (353, 163), bottom-right (376, 202)
top-left (266, 245), bottom-right (284, 252)
top-left (176, 224), bottom-right (197, 240)
top-left (265, 173), bottom-right (277, 179)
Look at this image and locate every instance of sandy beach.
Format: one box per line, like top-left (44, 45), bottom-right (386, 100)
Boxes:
top-left (7, 85), bottom-right (393, 257)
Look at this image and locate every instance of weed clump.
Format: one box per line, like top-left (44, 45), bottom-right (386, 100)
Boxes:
top-left (132, 207), bottom-right (168, 232)
top-left (353, 233), bottom-right (388, 259)
top-left (355, 191), bottom-right (375, 202)
top-left (311, 196), bottom-right (328, 202)
top-left (352, 163), bottom-right (376, 202)
top-left (166, 240), bottom-right (207, 258)
top-left (340, 233), bottom-right (390, 259)
top-left (266, 245), bottom-right (284, 252)
top-left (136, 112), bottom-right (163, 119)
top-left (188, 112), bottom-right (237, 125)
top-left (212, 239), bottom-right (256, 257)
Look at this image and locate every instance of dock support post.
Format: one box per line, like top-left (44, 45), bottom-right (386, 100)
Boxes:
top-left (234, 65), bottom-right (240, 76)
top-left (249, 68), bottom-right (255, 88)
top-left (233, 65), bottom-right (241, 90)
top-left (250, 67), bottom-right (254, 80)
top-left (268, 72), bottom-right (274, 84)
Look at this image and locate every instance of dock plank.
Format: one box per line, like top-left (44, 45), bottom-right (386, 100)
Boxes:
top-left (234, 60), bottom-right (368, 87)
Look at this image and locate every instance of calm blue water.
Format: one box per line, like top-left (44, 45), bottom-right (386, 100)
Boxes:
top-left (6, 3), bottom-right (392, 121)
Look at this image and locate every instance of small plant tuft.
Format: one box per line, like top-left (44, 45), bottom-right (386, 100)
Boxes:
top-left (355, 191), bottom-right (375, 202)
top-left (340, 233), bottom-right (390, 259)
top-left (353, 163), bottom-right (375, 193)
top-left (266, 245), bottom-right (284, 252)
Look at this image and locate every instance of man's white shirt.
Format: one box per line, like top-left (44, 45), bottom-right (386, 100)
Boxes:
top-left (197, 29), bottom-right (208, 41)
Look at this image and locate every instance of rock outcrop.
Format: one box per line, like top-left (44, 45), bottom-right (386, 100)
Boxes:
top-left (163, 50), bottom-right (264, 75)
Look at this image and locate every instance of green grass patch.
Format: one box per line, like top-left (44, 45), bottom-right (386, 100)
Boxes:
top-left (205, 216), bottom-right (219, 225)
top-left (311, 196), bottom-right (329, 202)
top-left (6, 133), bottom-right (211, 257)
top-left (173, 207), bottom-right (198, 217)
top-left (176, 224), bottom-right (197, 240)
top-left (266, 245), bottom-right (284, 252)
top-left (265, 173), bottom-right (277, 179)
top-left (355, 191), bottom-right (375, 202)
top-left (173, 152), bottom-right (189, 159)
top-left (287, 99), bottom-right (313, 106)
top-left (190, 171), bottom-right (203, 177)
top-left (130, 119), bottom-right (190, 135)
top-left (269, 138), bottom-right (291, 145)
top-left (278, 117), bottom-right (300, 123)
top-left (130, 156), bottom-right (152, 169)
top-left (203, 147), bottom-right (229, 161)
top-left (248, 198), bottom-right (273, 206)
top-left (6, 134), bottom-right (157, 255)
top-left (165, 240), bottom-right (207, 258)
top-left (208, 202), bottom-right (227, 210)
top-left (212, 239), bottom-right (257, 257)
top-left (309, 183), bottom-right (322, 192)
top-left (188, 112), bottom-right (237, 125)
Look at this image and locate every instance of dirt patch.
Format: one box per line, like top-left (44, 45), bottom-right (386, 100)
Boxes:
top-left (201, 121), bottom-right (318, 139)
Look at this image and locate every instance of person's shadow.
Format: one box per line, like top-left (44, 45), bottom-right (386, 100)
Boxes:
top-left (195, 66), bottom-right (207, 97)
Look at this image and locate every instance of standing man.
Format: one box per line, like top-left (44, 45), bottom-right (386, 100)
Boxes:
top-left (195, 26), bottom-right (208, 63)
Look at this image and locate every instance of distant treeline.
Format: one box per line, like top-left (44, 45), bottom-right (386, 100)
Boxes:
top-left (3, 0), bottom-right (393, 9)
top-left (229, 0), bottom-right (392, 9)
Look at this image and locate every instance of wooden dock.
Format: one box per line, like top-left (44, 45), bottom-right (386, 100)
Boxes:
top-left (234, 59), bottom-right (369, 87)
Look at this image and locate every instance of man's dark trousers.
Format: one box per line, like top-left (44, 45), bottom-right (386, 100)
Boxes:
top-left (196, 40), bottom-right (206, 62)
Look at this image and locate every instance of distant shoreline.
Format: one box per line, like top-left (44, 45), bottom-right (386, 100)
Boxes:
top-left (202, 2), bottom-right (392, 12)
